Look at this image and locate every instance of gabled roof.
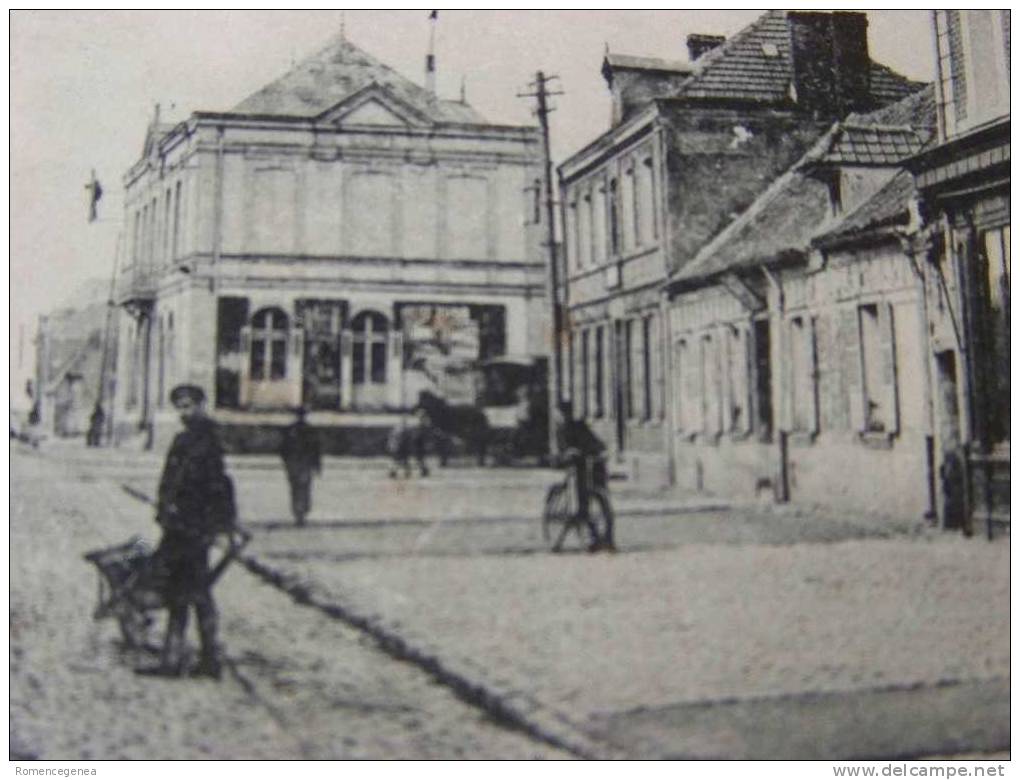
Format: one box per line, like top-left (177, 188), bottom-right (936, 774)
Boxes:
top-left (672, 128), bottom-right (838, 283)
top-left (231, 35), bottom-right (487, 125)
top-left (675, 10), bottom-right (924, 107)
top-left (671, 86), bottom-right (935, 286)
top-left (814, 169), bottom-right (916, 245)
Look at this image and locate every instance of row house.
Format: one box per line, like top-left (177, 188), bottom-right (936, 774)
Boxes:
top-left (664, 88), bottom-right (937, 519)
top-left (113, 36), bottom-right (547, 447)
top-left (907, 10), bottom-right (1010, 535)
top-left (558, 10), bottom-right (922, 485)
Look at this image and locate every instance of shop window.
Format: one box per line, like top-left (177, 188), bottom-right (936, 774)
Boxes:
top-left (351, 310), bottom-right (388, 385)
top-left (594, 325), bottom-right (605, 418)
top-left (250, 307), bottom-right (289, 381)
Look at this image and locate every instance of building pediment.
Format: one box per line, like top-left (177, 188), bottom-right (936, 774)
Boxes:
top-left (317, 84), bottom-right (434, 128)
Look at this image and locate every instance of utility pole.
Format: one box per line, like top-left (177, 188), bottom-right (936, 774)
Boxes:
top-left (92, 234), bottom-right (121, 446)
top-left (518, 71), bottom-right (565, 454)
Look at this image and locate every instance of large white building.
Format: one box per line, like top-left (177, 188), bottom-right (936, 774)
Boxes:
top-left (112, 35), bottom-right (547, 448)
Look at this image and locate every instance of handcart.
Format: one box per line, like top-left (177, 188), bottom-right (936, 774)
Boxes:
top-left (83, 528), bottom-right (251, 648)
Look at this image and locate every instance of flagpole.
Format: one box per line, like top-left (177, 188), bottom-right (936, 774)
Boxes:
top-left (425, 11), bottom-right (437, 94)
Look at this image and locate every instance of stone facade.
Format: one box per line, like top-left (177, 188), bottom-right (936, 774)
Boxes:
top-left (113, 37), bottom-right (546, 447)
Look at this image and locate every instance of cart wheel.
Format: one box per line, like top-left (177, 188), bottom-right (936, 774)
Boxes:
top-left (116, 607), bottom-right (151, 649)
top-left (542, 483), bottom-right (569, 546)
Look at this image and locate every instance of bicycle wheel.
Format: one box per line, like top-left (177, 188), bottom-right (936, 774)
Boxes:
top-left (587, 490), bottom-right (616, 551)
top-left (542, 483), bottom-right (569, 544)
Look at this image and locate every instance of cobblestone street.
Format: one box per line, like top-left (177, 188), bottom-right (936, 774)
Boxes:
top-left (10, 441), bottom-right (1011, 759)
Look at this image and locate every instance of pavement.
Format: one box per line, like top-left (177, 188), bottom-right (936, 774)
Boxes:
top-left (10, 438), bottom-right (1011, 760)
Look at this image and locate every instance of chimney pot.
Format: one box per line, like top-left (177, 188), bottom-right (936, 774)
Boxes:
top-left (686, 33), bottom-right (725, 61)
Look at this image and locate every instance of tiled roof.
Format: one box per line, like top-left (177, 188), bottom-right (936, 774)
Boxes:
top-left (679, 11), bottom-right (792, 102)
top-left (819, 125), bottom-right (926, 165)
top-left (815, 170), bottom-right (916, 244)
top-left (232, 36), bottom-right (488, 124)
top-left (674, 82), bottom-right (936, 284)
top-left (676, 10), bottom-right (925, 107)
top-left (799, 87), bottom-right (936, 168)
top-left (849, 83), bottom-right (937, 129)
top-left (673, 130), bottom-right (839, 283)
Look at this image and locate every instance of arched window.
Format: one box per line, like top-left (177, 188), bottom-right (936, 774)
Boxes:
top-left (251, 307), bottom-right (289, 381)
top-left (351, 310), bottom-right (388, 385)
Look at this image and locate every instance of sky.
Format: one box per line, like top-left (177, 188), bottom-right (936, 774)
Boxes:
top-left (8, 9), bottom-right (936, 405)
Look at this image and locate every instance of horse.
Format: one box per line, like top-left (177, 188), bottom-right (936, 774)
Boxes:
top-left (415, 390), bottom-right (490, 466)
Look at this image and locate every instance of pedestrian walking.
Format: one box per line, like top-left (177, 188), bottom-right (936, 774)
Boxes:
top-left (86, 403), bottom-right (105, 447)
top-left (138, 384), bottom-right (236, 679)
top-left (279, 407), bottom-right (322, 526)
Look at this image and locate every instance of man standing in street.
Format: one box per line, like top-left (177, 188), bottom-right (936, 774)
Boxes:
top-left (138, 383), bottom-right (235, 679)
top-left (279, 406), bottom-right (322, 526)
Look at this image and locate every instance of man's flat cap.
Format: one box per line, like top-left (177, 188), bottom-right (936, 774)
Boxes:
top-left (169, 384), bottom-right (206, 405)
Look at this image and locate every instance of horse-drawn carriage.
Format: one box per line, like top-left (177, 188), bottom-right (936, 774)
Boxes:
top-left (411, 355), bottom-right (549, 466)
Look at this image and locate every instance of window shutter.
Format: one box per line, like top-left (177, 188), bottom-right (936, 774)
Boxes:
top-left (808, 317), bottom-right (820, 434)
top-left (712, 337), bottom-right (724, 435)
top-left (704, 336), bottom-right (721, 435)
top-left (690, 338), bottom-right (704, 433)
top-left (779, 320), bottom-right (793, 432)
top-left (673, 340), bottom-right (685, 430)
top-left (843, 308), bottom-right (865, 432)
top-left (879, 302), bottom-right (899, 435)
top-left (742, 328), bottom-right (754, 434)
top-left (633, 321), bottom-right (645, 419)
top-left (721, 329), bottom-right (733, 432)
top-left (652, 315), bottom-right (664, 420)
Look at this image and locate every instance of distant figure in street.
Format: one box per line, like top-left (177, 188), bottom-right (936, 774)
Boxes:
top-left (139, 383), bottom-right (236, 679)
top-left (279, 407), bottom-right (322, 526)
top-left (86, 404), bottom-right (105, 447)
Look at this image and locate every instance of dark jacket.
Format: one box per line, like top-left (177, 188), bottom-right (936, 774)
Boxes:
top-left (157, 416), bottom-right (236, 541)
top-left (556, 419), bottom-right (606, 459)
top-left (280, 421), bottom-right (322, 475)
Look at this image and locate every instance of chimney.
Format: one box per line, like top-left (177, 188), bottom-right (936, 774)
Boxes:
top-left (788, 11), bottom-right (871, 117)
top-left (686, 33), bottom-right (725, 61)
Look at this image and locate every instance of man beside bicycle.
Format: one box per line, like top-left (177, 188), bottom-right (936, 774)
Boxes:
top-left (553, 400), bottom-right (616, 553)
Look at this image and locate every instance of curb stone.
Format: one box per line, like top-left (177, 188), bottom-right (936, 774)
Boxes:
top-left (239, 554), bottom-right (625, 760)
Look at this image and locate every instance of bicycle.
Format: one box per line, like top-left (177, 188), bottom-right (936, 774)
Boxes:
top-left (542, 454), bottom-right (615, 553)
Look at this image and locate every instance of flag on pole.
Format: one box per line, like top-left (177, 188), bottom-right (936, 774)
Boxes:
top-left (85, 169), bottom-right (103, 223)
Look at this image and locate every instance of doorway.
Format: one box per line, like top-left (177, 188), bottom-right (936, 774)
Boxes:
top-left (613, 319), bottom-right (626, 454)
top-left (934, 350), bottom-right (965, 529)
